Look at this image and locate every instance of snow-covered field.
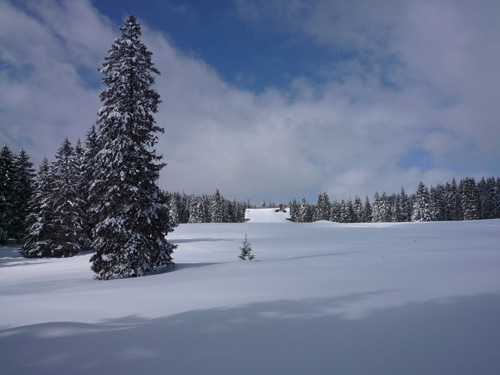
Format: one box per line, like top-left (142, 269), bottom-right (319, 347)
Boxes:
top-left (1, 220), bottom-right (500, 374)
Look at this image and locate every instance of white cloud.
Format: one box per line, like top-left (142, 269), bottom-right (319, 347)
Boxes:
top-left (0, 0), bottom-right (116, 163)
top-left (234, 0), bottom-right (500, 197)
top-left (1, 0), bottom-right (499, 204)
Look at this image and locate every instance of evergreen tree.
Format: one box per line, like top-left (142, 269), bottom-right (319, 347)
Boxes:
top-left (448, 178), bottom-right (462, 221)
top-left (412, 181), bottom-right (433, 222)
top-left (372, 192), bottom-right (385, 222)
top-left (83, 125), bottom-right (99, 236)
top-left (397, 187), bottom-right (411, 222)
top-left (298, 196), bottom-right (312, 222)
top-left (179, 192), bottom-right (189, 223)
top-left (430, 184), bottom-right (446, 221)
top-left (459, 177), bottom-right (480, 220)
top-left (0, 145), bottom-right (15, 242)
top-left (478, 177), bottom-right (496, 219)
top-left (289, 199), bottom-right (299, 222)
top-left (353, 196), bottom-right (364, 223)
top-left (495, 178), bottom-right (500, 218)
top-left (329, 200), bottom-right (340, 222)
top-left (168, 192), bottom-right (180, 225)
top-left (363, 196), bottom-right (372, 223)
top-left (10, 150), bottom-right (36, 241)
top-left (390, 193), bottom-right (400, 222)
top-left (315, 192), bottom-right (331, 221)
top-left (339, 199), bottom-right (354, 223)
top-left (88, 15), bottom-right (176, 279)
top-left (239, 233), bottom-right (254, 260)
top-left (48, 138), bottom-right (90, 257)
top-left (188, 199), bottom-right (205, 223)
top-left (73, 139), bottom-right (91, 245)
top-left (381, 192), bottom-right (391, 222)
top-left (210, 188), bottom-right (225, 223)
top-left (20, 159), bottom-right (54, 257)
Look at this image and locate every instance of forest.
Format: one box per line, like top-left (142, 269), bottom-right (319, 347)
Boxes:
top-left (2, 142), bottom-right (500, 242)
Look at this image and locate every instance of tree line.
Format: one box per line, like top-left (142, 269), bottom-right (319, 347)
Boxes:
top-left (290, 177), bottom-right (500, 223)
top-left (2, 140), bottom-right (500, 246)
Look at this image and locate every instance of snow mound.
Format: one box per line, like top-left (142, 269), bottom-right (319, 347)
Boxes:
top-left (244, 207), bottom-right (291, 222)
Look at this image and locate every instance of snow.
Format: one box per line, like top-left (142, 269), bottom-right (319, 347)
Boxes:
top-left (244, 207), bottom-right (291, 222)
top-left (1, 220), bottom-right (500, 374)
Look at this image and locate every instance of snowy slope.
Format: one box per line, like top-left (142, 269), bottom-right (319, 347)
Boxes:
top-left (244, 207), bottom-right (291, 222)
top-left (1, 220), bottom-right (500, 374)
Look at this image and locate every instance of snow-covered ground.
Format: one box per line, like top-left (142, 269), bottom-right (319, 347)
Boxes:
top-left (1, 220), bottom-right (500, 374)
top-left (245, 207), bottom-right (291, 222)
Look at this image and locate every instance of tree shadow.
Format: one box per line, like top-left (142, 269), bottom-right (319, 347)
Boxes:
top-left (173, 262), bottom-right (221, 271)
top-left (2, 292), bottom-right (500, 375)
top-left (171, 238), bottom-right (233, 244)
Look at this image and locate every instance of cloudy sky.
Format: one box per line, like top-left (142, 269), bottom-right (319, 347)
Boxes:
top-left (1, 0), bottom-right (499, 204)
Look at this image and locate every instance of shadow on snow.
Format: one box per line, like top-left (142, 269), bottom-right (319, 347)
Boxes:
top-left (2, 292), bottom-right (500, 375)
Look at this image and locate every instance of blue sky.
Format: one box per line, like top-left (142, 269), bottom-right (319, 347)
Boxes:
top-left (1, 0), bottom-right (499, 204)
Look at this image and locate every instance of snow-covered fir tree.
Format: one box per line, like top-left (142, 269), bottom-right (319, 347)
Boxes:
top-left (188, 199), bottom-right (205, 223)
top-left (329, 200), bottom-right (340, 222)
top-left (447, 178), bottom-right (463, 221)
top-left (88, 15), bottom-right (176, 279)
top-left (390, 194), bottom-right (400, 222)
top-left (363, 196), bottom-right (372, 223)
top-left (339, 199), bottom-right (355, 223)
top-left (10, 150), bottom-right (35, 241)
top-left (353, 196), bottom-right (364, 223)
top-left (315, 192), bottom-right (331, 221)
top-left (289, 199), bottom-right (299, 222)
top-left (225, 200), bottom-right (235, 223)
top-left (298, 196), bottom-right (312, 222)
top-left (239, 233), bottom-right (254, 260)
top-left (167, 192), bottom-right (180, 225)
top-left (179, 192), bottom-right (189, 223)
top-left (492, 177), bottom-right (500, 218)
top-left (210, 189), bottom-right (226, 223)
top-left (83, 125), bottom-right (99, 235)
top-left (412, 181), bottom-right (433, 222)
top-left (398, 187), bottom-right (411, 222)
top-left (430, 184), bottom-right (446, 221)
top-left (478, 177), bottom-right (494, 220)
top-left (47, 138), bottom-right (90, 257)
top-left (459, 177), bottom-right (480, 221)
top-left (73, 139), bottom-right (91, 245)
top-left (20, 159), bottom-right (54, 257)
top-left (372, 191), bottom-right (387, 222)
top-left (0, 145), bottom-right (15, 242)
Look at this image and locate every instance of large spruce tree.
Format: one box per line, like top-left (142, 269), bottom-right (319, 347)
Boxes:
top-left (88, 15), bottom-right (175, 279)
